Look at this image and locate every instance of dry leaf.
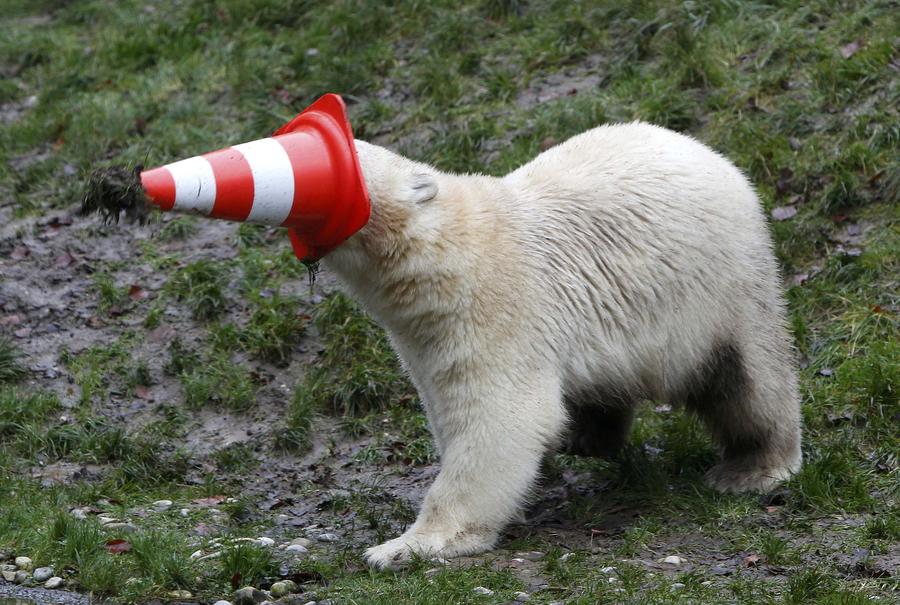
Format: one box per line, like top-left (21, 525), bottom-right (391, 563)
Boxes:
top-left (840, 40), bottom-right (861, 59)
top-left (104, 539), bottom-right (131, 554)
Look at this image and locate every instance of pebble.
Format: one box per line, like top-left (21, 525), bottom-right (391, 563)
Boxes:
top-left (167, 589), bottom-right (193, 599)
top-left (256, 537), bottom-right (275, 547)
top-left (2, 570), bottom-right (16, 582)
top-left (608, 577), bottom-right (619, 584)
top-left (180, 508), bottom-right (190, 517)
top-left (701, 581), bottom-right (712, 586)
top-left (33, 566), bottom-right (54, 582)
top-left (286, 544), bottom-right (308, 555)
top-left (559, 552), bottom-right (575, 562)
top-left (44, 576), bottom-right (64, 589)
top-left (516, 551), bottom-right (544, 561)
top-left (213, 601), bottom-right (233, 605)
top-left (600, 566), bottom-right (617, 574)
top-left (671, 583), bottom-right (685, 591)
top-left (270, 579), bottom-right (298, 597)
top-left (316, 533), bottom-right (339, 543)
top-left (659, 555), bottom-right (688, 567)
top-left (70, 508), bottom-right (88, 520)
top-left (1, 564), bottom-right (15, 572)
top-left (14, 556), bottom-right (32, 570)
top-left (14, 570), bottom-right (30, 584)
top-left (472, 586), bottom-right (494, 595)
top-left (513, 592), bottom-right (531, 602)
top-left (152, 499), bottom-right (173, 511)
top-left (290, 537), bottom-right (312, 548)
top-left (233, 586), bottom-right (268, 605)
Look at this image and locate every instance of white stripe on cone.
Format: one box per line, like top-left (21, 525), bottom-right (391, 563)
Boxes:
top-left (233, 138), bottom-right (295, 226)
top-left (168, 155), bottom-right (217, 215)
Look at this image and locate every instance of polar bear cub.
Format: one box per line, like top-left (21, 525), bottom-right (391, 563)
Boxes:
top-left (322, 123), bottom-right (802, 569)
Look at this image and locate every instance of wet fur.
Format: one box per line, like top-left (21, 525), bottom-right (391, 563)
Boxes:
top-left (322, 125), bottom-right (802, 569)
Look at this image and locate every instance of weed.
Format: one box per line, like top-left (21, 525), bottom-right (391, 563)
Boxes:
top-left (157, 216), bottom-right (198, 241)
top-left (0, 336), bottom-right (27, 383)
top-left (165, 260), bottom-right (229, 321)
top-left (304, 293), bottom-right (411, 416)
top-left (241, 293), bottom-right (306, 364)
top-left (92, 271), bottom-right (128, 313)
top-left (180, 354), bottom-right (257, 412)
top-left (220, 542), bottom-right (278, 587)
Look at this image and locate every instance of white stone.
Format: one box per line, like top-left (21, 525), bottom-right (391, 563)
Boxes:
top-left (473, 586), bottom-right (494, 595)
top-left (316, 533), bottom-right (339, 543)
top-left (600, 566), bottom-right (617, 574)
top-left (167, 589), bottom-right (192, 599)
top-left (559, 552), bottom-right (575, 562)
top-left (152, 499), bottom-right (173, 511)
top-left (286, 544), bottom-right (308, 554)
top-left (290, 537), bottom-right (312, 547)
top-left (33, 566), bottom-right (54, 582)
top-left (213, 601), bottom-right (233, 605)
top-left (608, 577), bottom-right (619, 584)
top-left (180, 508), bottom-right (190, 517)
top-left (44, 576), bottom-right (64, 589)
top-left (255, 537), bottom-right (275, 547)
top-left (659, 555), bottom-right (688, 567)
top-left (671, 583), bottom-right (685, 591)
top-left (14, 556), bottom-right (32, 570)
top-left (2, 570), bottom-right (16, 582)
top-left (514, 592), bottom-right (530, 602)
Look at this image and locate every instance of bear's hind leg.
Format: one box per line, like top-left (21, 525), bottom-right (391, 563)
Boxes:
top-left (685, 341), bottom-right (801, 493)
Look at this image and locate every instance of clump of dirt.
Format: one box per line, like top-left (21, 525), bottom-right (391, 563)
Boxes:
top-left (80, 165), bottom-right (150, 225)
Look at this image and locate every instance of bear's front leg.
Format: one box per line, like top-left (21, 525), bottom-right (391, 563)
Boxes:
top-left (364, 371), bottom-right (565, 569)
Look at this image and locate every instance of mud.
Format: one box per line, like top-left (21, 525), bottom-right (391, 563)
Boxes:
top-left (80, 166), bottom-right (150, 226)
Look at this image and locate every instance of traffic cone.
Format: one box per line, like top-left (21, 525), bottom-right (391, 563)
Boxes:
top-left (139, 93), bottom-right (370, 262)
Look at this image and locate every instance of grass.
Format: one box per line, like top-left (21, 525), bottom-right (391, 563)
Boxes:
top-left (1, 0), bottom-right (898, 603)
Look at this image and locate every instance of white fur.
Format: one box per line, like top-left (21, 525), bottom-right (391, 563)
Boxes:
top-left (322, 124), bottom-right (802, 569)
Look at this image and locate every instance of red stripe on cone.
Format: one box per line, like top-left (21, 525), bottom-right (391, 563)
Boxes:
top-left (276, 130), bottom-right (334, 235)
top-left (205, 148), bottom-right (255, 222)
top-left (140, 167), bottom-right (176, 211)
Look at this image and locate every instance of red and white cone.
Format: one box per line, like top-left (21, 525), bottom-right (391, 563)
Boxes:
top-left (139, 93), bottom-right (370, 262)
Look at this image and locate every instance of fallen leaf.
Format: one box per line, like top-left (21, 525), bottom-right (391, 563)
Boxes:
top-left (743, 554), bottom-right (761, 567)
top-left (134, 385), bottom-right (152, 400)
top-left (840, 40), bottom-right (861, 59)
top-left (128, 284), bottom-right (149, 301)
top-left (771, 205), bottom-right (797, 221)
top-left (55, 251), bottom-right (76, 268)
top-left (104, 539), bottom-right (131, 554)
top-left (10, 245), bottom-right (30, 260)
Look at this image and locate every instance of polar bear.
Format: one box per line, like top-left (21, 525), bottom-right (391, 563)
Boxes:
top-left (321, 123), bottom-right (802, 569)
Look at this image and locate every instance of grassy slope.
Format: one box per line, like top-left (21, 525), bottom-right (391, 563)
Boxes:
top-left (1, 0), bottom-right (898, 603)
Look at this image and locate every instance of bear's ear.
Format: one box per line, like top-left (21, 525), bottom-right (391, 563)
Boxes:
top-left (406, 172), bottom-right (438, 204)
